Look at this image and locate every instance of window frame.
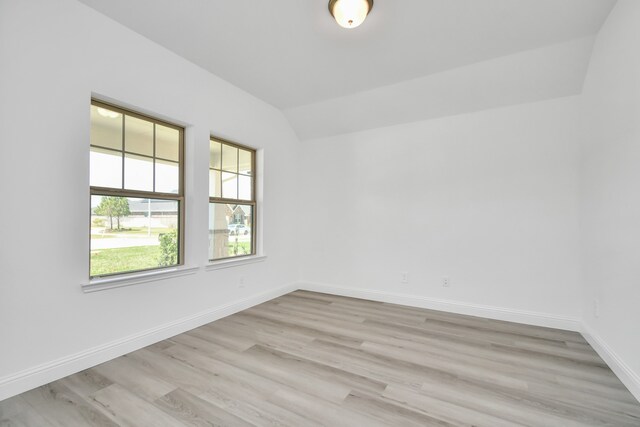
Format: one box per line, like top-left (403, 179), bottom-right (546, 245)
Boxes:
top-left (89, 99), bottom-right (185, 279)
top-left (208, 136), bottom-right (257, 261)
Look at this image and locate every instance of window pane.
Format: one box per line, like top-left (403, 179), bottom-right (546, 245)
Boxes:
top-left (209, 169), bottom-right (221, 198)
top-left (222, 172), bottom-right (238, 199)
top-left (238, 174), bottom-right (252, 200)
top-left (91, 105), bottom-right (122, 150)
top-left (125, 116), bottom-right (153, 156)
top-left (221, 144), bottom-right (238, 172)
top-left (124, 154), bottom-right (153, 192)
top-left (210, 140), bottom-right (221, 169)
top-left (91, 196), bottom-right (179, 277)
top-left (239, 149), bottom-right (253, 176)
top-left (209, 203), bottom-right (253, 260)
top-left (156, 125), bottom-right (180, 161)
top-left (90, 147), bottom-right (122, 188)
top-left (156, 159), bottom-right (179, 194)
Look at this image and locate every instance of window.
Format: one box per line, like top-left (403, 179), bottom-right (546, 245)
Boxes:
top-left (90, 100), bottom-right (184, 278)
top-left (208, 137), bottom-right (256, 260)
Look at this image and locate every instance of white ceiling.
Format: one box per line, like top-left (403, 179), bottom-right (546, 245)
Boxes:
top-left (285, 36), bottom-right (596, 140)
top-left (78, 0), bottom-right (616, 139)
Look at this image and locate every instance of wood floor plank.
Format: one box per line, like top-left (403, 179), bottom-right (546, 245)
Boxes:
top-left (342, 390), bottom-right (454, 426)
top-left (124, 348), bottom-right (219, 396)
top-left (204, 316), bottom-right (316, 350)
top-left (57, 368), bottom-right (114, 398)
top-left (167, 332), bottom-right (226, 356)
top-left (237, 309), bottom-right (365, 348)
top-left (0, 395), bottom-right (31, 420)
top-left (90, 355), bottom-right (177, 402)
top-left (210, 347), bottom-right (353, 404)
top-left (0, 408), bottom-right (56, 427)
top-left (21, 382), bottom-right (118, 427)
top-left (167, 348), bottom-right (325, 427)
top-left (2, 290), bottom-right (639, 426)
top-left (244, 344), bottom-right (388, 395)
top-left (266, 387), bottom-right (388, 427)
top-left (417, 375), bottom-right (627, 427)
top-left (185, 324), bottom-right (256, 352)
top-left (90, 384), bottom-right (182, 427)
top-left (154, 388), bottom-right (254, 427)
top-left (198, 385), bottom-right (321, 427)
top-left (219, 314), bottom-right (317, 346)
top-left (383, 383), bottom-right (522, 427)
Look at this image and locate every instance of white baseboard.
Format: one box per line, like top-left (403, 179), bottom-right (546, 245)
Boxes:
top-left (4, 281), bottom-right (638, 406)
top-left (581, 323), bottom-right (640, 403)
top-left (298, 281), bottom-right (582, 332)
top-left (0, 283), bottom-right (297, 402)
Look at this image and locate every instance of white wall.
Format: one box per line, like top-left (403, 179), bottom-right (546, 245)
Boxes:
top-left (579, 0), bottom-right (640, 397)
top-left (299, 96), bottom-right (583, 325)
top-left (0, 0), bottom-right (299, 399)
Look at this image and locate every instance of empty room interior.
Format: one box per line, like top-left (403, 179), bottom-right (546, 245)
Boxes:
top-left (2, 0), bottom-right (640, 425)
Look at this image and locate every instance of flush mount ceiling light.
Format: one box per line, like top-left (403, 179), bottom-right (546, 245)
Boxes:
top-left (329, 0), bottom-right (374, 29)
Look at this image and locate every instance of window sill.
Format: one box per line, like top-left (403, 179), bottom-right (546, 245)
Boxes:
top-left (205, 255), bottom-right (267, 271)
top-left (83, 266), bottom-right (199, 293)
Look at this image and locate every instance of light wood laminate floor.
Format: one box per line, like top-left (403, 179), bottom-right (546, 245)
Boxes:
top-left (1, 290), bottom-right (639, 426)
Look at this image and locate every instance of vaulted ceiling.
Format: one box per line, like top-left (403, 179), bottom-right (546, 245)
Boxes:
top-left (78, 0), bottom-right (617, 139)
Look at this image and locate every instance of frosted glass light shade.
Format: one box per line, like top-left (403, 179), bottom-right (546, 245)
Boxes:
top-left (329, 0), bottom-right (373, 29)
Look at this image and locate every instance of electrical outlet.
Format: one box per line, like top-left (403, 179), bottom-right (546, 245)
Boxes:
top-left (442, 277), bottom-right (450, 287)
top-left (401, 272), bottom-right (409, 284)
top-left (239, 276), bottom-right (245, 288)
top-left (594, 299), bottom-right (600, 318)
